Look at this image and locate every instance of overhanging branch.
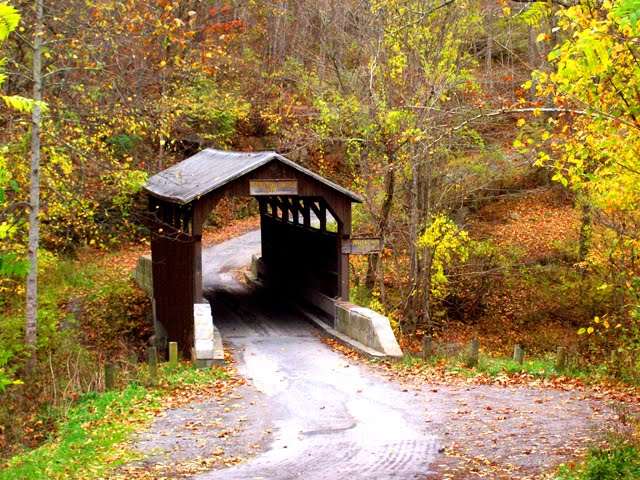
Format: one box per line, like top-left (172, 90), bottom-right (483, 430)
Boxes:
top-left (509, 0), bottom-right (578, 8)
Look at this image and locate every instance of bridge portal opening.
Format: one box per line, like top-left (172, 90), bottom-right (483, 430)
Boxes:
top-left (144, 149), bottom-right (362, 357)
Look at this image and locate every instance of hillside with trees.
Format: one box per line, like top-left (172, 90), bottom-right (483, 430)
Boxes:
top-left (0, 0), bottom-right (639, 478)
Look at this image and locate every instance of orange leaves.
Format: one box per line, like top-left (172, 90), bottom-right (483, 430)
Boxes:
top-left (471, 189), bottom-right (580, 262)
top-left (204, 19), bottom-right (246, 37)
top-left (117, 453), bottom-right (246, 479)
top-left (201, 215), bottom-right (260, 248)
top-left (111, 362), bottom-right (251, 479)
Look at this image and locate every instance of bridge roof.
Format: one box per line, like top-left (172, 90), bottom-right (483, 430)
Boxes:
top-left (144, 149), bottom-right (363, 205)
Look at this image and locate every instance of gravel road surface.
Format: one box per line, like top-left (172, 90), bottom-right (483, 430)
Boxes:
top-left (195, 288), bottom-right (440, 480)
top-left (125, 230), bottom-right (625, 479)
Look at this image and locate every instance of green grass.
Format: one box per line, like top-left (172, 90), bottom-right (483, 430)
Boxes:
top-left (0, 384), bottom-right (150, 479)
top-left (553, 441), bottom-right (640, 480)
top-left (395, 351), bottom-right (591, 381)
top-left (474, 355), bottom-right (582, 378)
top-left (447, 354), bottom-right (589, 379)
top-left (0, 363), bottom-right (228, 480)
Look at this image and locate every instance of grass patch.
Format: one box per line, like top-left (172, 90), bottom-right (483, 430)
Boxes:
top-left (473, 355), bottom-right (583, 378)
top-left (445, 354), bottom-right (589, 380)
top-left (0, 363), bottom-right (229, 480)
top-left (553, 440), bottom-right (640, 480)
top-left (0, 248), bottom-right (154, 456)
top-left (391, 350), bottom-right (592, 383)
top-left (1, 385), bottom-right (152, 480)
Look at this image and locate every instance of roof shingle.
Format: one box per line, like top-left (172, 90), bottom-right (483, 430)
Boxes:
top-left (144, 149), bottom-right (362, 204)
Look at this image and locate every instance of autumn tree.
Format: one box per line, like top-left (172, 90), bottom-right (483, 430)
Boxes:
top-left (0, 0), bottom-right (33, 385)
top-left (530, 0), bottom-right (640, 284)
top-left (0, 0), bottom-right (42, 366)
top-left (0, 2), bottom-right (32, 281)
top-left (249, 0), bottom-right (515, 333)
top-left (24, 0), bottom-right (43, 368)
top-left (0, 0), bottom-right (252, 371)
top-left (0, 1), bottom-right (28, 280)
top-left (0, 0), bottom-right (249, 252)
top-left (523, 0), bottom-right (640, 368)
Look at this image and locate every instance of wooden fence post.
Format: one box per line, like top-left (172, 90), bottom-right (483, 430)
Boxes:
top-left (169, 342), bottom-right (178, 368)
top-left (104, 363), bottom-right (115, 390)
top-left (466, 339), bottom-right (479, 367)
top-left (422, 337), bottom-right (433, 360)
top-left (513, 344), bottom-right (525, 364)
top-left (555, 346), bottom-right (567, 371)
top-left (147, 346), bottom-right (158, 379)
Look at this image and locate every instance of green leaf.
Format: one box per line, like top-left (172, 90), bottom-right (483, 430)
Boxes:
top-left (0, 4), bottom-right (20, 42)
top-left (548, 47), bottom-right (562, 61)
top-left (2, 95), bottom-right (36, 113)
top-left (0, 253), bottom-right (30, 278)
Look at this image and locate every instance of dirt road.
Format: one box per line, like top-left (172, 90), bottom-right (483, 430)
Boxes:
top-left (126, 231), bottom-right (623, 479)
top-left (195, 288), bottom-right (440, 480)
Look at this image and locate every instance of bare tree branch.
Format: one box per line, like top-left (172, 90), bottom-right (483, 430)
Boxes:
top-left (415, 105), bottom-right (639, 158)
top-left (383, 0), bottom-right (458, 36)
top-left (509, 0), bottom-right (578, 8)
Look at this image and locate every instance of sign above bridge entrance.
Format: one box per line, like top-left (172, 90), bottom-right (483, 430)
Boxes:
top-left (249, 179), bottom-right (298, 196)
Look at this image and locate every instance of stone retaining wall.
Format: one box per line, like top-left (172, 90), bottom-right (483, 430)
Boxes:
top-left (134, 254), bottom-right (154, 297)
top-left (334, 301), bottom-right (403, 359)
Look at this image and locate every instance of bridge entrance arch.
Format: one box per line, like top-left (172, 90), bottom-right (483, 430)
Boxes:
top-left (143, 149), bottom-right (363, 357)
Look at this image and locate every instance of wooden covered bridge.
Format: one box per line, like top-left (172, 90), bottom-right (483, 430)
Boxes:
top-left (143, 149), bottom-right (364, 358)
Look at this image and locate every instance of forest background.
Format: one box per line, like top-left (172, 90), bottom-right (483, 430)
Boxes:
top-left (0, 0), bottom-right (639, 472)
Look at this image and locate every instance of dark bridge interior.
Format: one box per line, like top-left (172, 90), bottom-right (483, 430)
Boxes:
top-left (260, 196), bottom-right (341, 298)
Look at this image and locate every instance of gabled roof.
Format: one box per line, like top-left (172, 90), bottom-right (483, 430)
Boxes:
top-left (144, 149), bottom-right (363, 205)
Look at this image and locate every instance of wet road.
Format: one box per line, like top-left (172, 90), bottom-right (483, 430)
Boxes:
top-left (196, 230), bottom-right (440, 479)
top-left (188, 230), bottom-right (619, 479)
top-left (202, 229), bottom-right (261, 293)
top-left (197, 288), bottom-right (439, 480)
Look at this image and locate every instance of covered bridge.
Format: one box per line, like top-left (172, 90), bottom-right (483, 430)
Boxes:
top-left (143, 149), bottom-right (363, 357)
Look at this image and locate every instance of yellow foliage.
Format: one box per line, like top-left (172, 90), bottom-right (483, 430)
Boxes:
top-left (418, 214), bottom-right (470, 300)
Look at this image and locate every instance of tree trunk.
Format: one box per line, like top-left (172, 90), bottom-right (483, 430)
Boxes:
top-left (404, 162), bottom-right (421, 334)
top-left (578, 200), bottom-right (592, 262)
top-left (527, 25), bottom-right (538, 101)
top-left (485, 11), bottom-right (494, 91)
top-left (365, 168), bottom-right (395, 289)
top-left (26, 0), bottom-right (44, 370)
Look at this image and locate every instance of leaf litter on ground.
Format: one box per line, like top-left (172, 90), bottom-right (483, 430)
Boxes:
top-left (321, 336), bottom-right (640, 480)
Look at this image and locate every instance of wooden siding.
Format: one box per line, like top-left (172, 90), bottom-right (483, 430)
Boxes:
top-left (151, 232), bottom-right (196, 358)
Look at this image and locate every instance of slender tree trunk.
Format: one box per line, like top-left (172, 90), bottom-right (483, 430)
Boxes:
top-left (485, 11), bottom-right (493, 91)
top-left (26, 0), bottom-right (44, 370)
top-left (578, 200), bottom-right (592, 262)
top-left (365, 168), bottom-right (395, 289)
top-left (421, 250), bottom-right (433, 332)
top-left (404, 162), bottom-right (421, 334)
top-left (420, 158), bottom-right (433, 331)
top-left (528, 25), bottom-right (538, 101)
